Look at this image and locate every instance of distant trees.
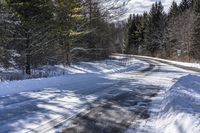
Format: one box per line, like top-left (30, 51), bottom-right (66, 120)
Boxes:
top-left (164, 1), bottom-right (180, 58)
top-left (126, 2), bottom-right (166, 57)
top-left (148, 2), bottom-right (166, 56)
top-left (179, 0), bottom-right (193, 11)
top-left (126, 14), bottom-right (139, 54)
top-left (74, 0), bottom-right (128, 61)
top-left (126, 0), bottom-right (199, 62)
top-left (165, 0), bottom-right (194, 61)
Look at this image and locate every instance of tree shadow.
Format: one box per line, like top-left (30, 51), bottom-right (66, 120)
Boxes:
top-left (0, 74), bottom-right (163, 133)
top-left (63, 83), bottom-right (161, 133)
top-left (0, 75), bottom-right (120, 132)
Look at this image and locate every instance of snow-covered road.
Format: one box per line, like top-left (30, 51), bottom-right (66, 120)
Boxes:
top-left (0, 55), bottom-right (200, 133)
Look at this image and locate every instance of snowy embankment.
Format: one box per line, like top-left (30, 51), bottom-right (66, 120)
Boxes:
top-left (133, 55), bottom-right (200, 70)
top-left (146, 74), bottom-right (200, 133)
top-left (0, 55), bottom-right (148, 96)
top-left (0, 74), bottom-right (114, 96)
top-left (130, 54), bottom-right (200, 132)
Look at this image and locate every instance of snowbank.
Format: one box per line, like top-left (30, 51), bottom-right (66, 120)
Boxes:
top-left (0, 56), bottom-right (148, 96)
top-left (0, 74), bottom-right (118, 96)
top-left (133, 55), bottom-right (200, 70)
top-left (150, 75), bottom-right (200, 133)
top-left (0, 56), bottom-right (148, 81)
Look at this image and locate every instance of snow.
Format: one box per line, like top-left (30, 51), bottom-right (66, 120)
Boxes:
top-left (0, 56), bottom-right (149, 133)
top-left (1, 54), bottom-right (200, 133)
top-left (134, 55), bottom-right (200, 70)
top-left (0, 89), bottom-right (98, 133)
top-left (0, 56), bottom-right (148, 96)
top-left (148, 74), bottom-right (200, 133)
top-left (123, 59), bottom-right (200, 133)
top-left (0, 56), bottom-right (149, 81)
top-left (0, 74), bottom-right (115, 96)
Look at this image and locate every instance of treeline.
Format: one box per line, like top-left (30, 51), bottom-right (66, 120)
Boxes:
top-left (0, 0), bottom-right (126, 74)
top-left (126, 0), bottom-right (200, 62)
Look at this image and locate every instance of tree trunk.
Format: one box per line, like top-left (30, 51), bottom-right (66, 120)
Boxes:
top-left (25, 53), bottom-right (31, 75)
top-left (66, 53), bottom-right (71, 65)
top-left (66, 44), bottom-right (71, 66)
top-left (25, 33), bottom-right (31, 75)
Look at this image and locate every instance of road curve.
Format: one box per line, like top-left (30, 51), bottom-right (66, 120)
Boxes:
top-left (62, 60), bottom-right (163, 133)
top-left (62, 56), bottom-right (196, 133)
top-left (0, 56), bottom-right (190, 133)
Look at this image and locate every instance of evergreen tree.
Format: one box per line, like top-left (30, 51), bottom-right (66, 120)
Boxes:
top-left (126, 14), bottom-right (138, 54)
top-left (125, 0), bottom-right (197, 61)
top-left (169, 1), bottom-right (179, 17)
top-left (139, 12), bottom-right (149, 55)
top-left (164, 1), bottom-right (180, 58)
top-left (54, 0), bottom-right (85, 65)
top-left (7, 0), bottom-right (54, 74)
top-left (191, 0), bottom-right (200, 59)
top-left (0, 2), bottom-right (17, 67)
top-left (179, 0), bottom-right (191, 12)
top-left (147, 1), bottom-right (166, 56)
top-left (81, 0), bottom-right (118, 60)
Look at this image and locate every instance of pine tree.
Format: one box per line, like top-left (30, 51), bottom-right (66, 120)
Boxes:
top-left (7, 0), bottom-right (54, 74)
top-left (164, 1), bottom-right (180, 58)
top-left (134, 15), bottom-right (143, 55)
top-left (126, 14), bottom-right (136, 54)
top-left (147, 1), bottom-right (166, 56)
top-left (0, 3), bottom-right (8, 65)
top-left (169, 1), bottom-right (179, 17)
top-left (81, 0), bottom-right (118, 60)
top-left (53, 0), bottom-right (85, 65)
top-left (139, 12), bottom-right (149, 55)
top-left (179, 0), bottom-right (191, 12)
top-left (0, 2), bottom-right (17, 67)
top-left (191, 0), bottom-right (200, 59)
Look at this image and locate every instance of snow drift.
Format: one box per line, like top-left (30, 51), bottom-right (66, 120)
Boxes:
top-left (0, 56), bottom-right (148, 96)
top-left (152, 74), bottom-right (200, 133)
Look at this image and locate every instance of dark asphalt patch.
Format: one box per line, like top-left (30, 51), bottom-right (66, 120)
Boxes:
top-left (63, 85), bottom-right (161, 133)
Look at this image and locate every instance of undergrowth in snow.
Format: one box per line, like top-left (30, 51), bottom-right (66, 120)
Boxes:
top-left (0, 55), bottom-right (148, 96)
top-left (0, 56), bottom-right (148, 81)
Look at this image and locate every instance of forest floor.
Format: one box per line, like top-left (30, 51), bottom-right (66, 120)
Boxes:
top-left (0, 54), bottom-right (200, 133)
